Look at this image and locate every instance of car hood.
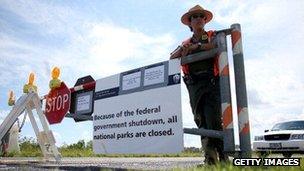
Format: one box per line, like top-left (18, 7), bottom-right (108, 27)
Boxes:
top-left (265, 130), bottom-right (304, 135)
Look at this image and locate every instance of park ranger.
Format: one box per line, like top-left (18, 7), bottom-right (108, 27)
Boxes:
top-left (170, 5), bottom-right (228, 164)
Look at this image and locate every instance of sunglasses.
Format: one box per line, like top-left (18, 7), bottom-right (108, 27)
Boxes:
top-left (191, 14), bottom-right (206, 19)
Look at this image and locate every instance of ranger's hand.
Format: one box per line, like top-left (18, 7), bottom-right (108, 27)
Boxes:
top-left (182, 43), bottom-right (203, 56)
top-left (170, 42), bottom-right (215, 59)
top-left (181, 43), bottom-right (194, 57)
top-left (170, 46), bottom-right (183, 59)
top-left (201, 43), bottom-right (216, 51)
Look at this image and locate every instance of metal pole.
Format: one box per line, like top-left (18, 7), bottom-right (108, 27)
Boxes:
top-left (183, 128), bottom-right (224, 139)
top-left (231, 23), bottom-right (251, 157)
top-left (181, 48), bottom-right (219, 65)
top-left (216, 32), bottom-right (235, 152)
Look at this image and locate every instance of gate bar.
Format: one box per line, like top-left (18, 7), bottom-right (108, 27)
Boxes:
top-left (184, 128), bottom-right (224, 139)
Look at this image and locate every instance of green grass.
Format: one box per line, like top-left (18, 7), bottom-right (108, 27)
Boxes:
top-left (59, 148), bottom-right (202, 158)
top-left (9, 138), bottom-right (202, 157)
top-left (8, 137), bottom-right (43, 157)
top-left (4, 137), bottom-right (304, 171)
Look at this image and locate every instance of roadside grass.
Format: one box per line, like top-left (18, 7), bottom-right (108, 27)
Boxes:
top-left (10, 145), bottom-right (202, 158)
top-left (9, 146), bottom-right (202, 157)
top-left (8, 138), bottom-right (202, 157)
top-left (8, 137), bottom-right (42, 157)
top-left (5, 137), bottom-right (304, 171)
top-left (47, 147), bottom-right (202, 158)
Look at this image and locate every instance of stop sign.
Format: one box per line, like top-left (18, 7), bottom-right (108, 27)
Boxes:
top-left (45, 82), bottom-right (71, 124)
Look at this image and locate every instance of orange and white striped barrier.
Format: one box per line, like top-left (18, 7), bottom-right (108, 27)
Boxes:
top-left (216, 32), bottom-right (235, 152)
top-left (231, 24), bottom-right (251, 157)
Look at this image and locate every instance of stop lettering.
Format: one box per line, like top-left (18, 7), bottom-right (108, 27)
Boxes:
top-left (46, 94), bottom-right (69, 113)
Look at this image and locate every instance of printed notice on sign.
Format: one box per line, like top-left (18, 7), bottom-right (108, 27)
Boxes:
top-left (122, 71), bottom-right (141, 91)
top-left (93, 59), bottom-right (183, 154)
top-left (144, 65), bottom-right (164, 86)
top-left (77, 94), bottom-right (90, 111)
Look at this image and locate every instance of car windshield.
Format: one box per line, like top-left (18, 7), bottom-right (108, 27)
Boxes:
top-left (271, 121), bottom-right (304, 131)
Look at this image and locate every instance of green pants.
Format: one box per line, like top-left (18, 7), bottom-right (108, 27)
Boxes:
top-left (185, 75), bottom-right (227, 164)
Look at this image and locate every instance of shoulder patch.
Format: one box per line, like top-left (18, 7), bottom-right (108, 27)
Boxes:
top-left (201, 34), bottom-right (208, 40)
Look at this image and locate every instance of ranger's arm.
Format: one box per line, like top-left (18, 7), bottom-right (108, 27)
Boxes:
top-left (170, 43), bottom-right (195, 59)
top-left (170, 46), bottom-right (183, 59)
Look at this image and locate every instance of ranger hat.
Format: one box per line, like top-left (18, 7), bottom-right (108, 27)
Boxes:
top-left (181, 5), bottom-right (213, 26)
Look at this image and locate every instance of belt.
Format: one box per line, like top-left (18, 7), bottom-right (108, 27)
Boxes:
top-left (190, 68), bottom-right (214, 76)
top-left (183, 70), bottom-right (218, 85)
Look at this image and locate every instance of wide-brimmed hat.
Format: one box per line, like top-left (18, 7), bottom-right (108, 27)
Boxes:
top-left (181, 5), bottom-right (213, 26)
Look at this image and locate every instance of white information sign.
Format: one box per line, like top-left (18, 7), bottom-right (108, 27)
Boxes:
top-left (76, 94), bottom-right (91, 111)
top-left (93, 59), bottom-right (183, 154)
top-left (122, 71), bottom-right (141, 91)
top-left (144, 65), bottom-right (164, 86)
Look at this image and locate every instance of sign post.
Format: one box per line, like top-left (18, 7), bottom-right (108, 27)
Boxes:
top-left (45, 82), bottom-right (71, 124)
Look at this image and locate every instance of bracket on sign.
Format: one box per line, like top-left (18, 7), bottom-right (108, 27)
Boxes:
top-left (68, 75), bottom-right (95, 122)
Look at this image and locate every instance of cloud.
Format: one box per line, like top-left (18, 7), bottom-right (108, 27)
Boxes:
top-left (0, 110), bottom-right (10, 124)
top-left (0, 2), bottom-right (177, 146)
top-left (80, 130), bottom-right (92, 143)
top-left (0, 0), bottom-right (77, 34)
top-left (247, 89), bottom-right (270, 108)
top-left (74, 22), bottom-right (175, 78)
top-left (1, 17), bottom-right (175, 96)
top-left (245, 42), bottom-right (304, 139)
top-left (201, 1), bottom-right (304, 141)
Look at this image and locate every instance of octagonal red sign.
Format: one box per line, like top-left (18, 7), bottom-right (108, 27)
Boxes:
top-left (45, 82), bottom-right (71, 124)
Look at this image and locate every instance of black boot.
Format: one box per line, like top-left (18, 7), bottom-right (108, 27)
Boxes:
top-left (201, 138), bottom-right (218, 165)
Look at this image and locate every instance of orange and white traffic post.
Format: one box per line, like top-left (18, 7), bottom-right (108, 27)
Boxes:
top-left (231, 24), bottom-right (251, 158)
top-left (216, 31), bottom-right (235, 153)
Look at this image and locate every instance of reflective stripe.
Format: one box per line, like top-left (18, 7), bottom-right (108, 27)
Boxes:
top-left (219, 51), bottom-right (229, 76)
top-left (233, 38), bottom-right (242, 55)
top-left (222, 103), bottom-right (233, 129)
top-left (231, 30), bottom-right (241, 49)
top-left (238, 107), bottom-right (250, 134)
top-left (73, 85), bottom-right (84, 91)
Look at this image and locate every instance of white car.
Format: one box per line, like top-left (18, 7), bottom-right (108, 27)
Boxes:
top-left (253, 120), bottom-right (304, 158)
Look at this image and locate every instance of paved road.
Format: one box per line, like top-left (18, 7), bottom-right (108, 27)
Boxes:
top-left (0, 157), bottom-right (204, 170)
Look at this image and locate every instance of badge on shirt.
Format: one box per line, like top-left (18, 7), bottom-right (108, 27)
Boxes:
top-left (202, 34), bottom-right (208, 40)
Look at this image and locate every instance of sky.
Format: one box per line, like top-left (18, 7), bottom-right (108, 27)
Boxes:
top-left (1, 0), bottom-right (304, 149)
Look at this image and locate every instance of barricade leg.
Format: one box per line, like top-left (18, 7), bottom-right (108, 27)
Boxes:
top-left (32, 94), bottom-right (61, 162)
top-left (26, 106), bottom-right (49, 159)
